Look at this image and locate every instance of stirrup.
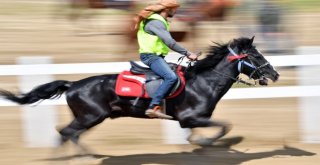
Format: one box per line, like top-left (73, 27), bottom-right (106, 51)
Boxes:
top-left (145, 106), bottom-right (173, 119)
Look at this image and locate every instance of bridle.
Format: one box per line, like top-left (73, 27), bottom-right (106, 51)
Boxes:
top-left (208, 45), bottom-right (270, 86)
top-left (227, 45), bottom-right (270, 80)
top-left (176, 45), bottom-right (270, 86)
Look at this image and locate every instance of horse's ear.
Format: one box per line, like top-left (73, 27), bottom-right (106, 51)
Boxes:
top-left (250, 36), bottom-right (255, 45)
top-left (232, 39), bottom-right (238, 46)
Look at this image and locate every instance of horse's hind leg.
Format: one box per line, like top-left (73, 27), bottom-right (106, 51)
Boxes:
top-left (58, 117), bottom-right (108, 155)
top-left (58, 119), bottom-right (85, 145)
top-left (58, 102), bottom-right (110, 154)
top-left (56, 119), bottom-right (89, 154)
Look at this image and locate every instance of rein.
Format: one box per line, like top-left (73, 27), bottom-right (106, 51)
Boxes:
top-left (211, 69), bottom-right (256, 86)
top-left (177, 53), bottom-right (201, 74)
top-left (176, 52), bottom-right (256, 86)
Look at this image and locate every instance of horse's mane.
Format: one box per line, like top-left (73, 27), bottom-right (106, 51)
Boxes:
top-left (184, 42), bottom-right (229, 80)
top-left (184, 37), bottom-right (253, 80)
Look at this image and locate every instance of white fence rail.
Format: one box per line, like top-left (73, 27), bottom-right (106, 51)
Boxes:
top-left (0, 54), bottom-right (320, 106)
top-left (0, 54), bottom-right (319, 76)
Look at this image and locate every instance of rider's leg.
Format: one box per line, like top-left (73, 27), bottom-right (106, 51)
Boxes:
top-left (148, 57), bottom-right (178, 107)
top-left (140, 54), bottom-right (177, 119)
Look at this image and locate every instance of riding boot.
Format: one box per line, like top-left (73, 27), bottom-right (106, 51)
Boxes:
top-left (145, 105), bottom-right (173, 119)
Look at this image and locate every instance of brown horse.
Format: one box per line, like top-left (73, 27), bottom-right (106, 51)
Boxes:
top-left (64, 0), bottom-right (136, 28)
top-left (178, 0), bottom-right (239, 40)
top-left (177, 0), bottom-right (238, 23)
top-left (78, 0), bottom-right (135, 9)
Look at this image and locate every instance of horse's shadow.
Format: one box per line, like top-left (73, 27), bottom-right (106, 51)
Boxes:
top-left (42, 137), bottom-right (315, 165)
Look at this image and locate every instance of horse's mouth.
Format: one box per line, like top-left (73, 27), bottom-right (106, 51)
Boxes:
top-left (258, 73), bottom-right (280, 86)
top-left (258, 77), bottom-right (269, 86)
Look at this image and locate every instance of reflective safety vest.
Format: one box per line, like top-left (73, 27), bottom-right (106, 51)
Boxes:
top-left (138, 14), bottom-right (170, 56)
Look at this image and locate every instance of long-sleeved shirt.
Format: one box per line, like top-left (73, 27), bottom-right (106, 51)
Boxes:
top-left (144, 19), bottom-right (190, 56)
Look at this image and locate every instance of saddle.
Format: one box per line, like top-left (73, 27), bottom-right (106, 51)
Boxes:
top-left (115, 61), bottom-right (186, 99)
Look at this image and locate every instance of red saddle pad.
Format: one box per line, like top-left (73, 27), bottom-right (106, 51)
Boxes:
top-left (115, 67), bottom-right (186, 99)
top-left (115, 71), bottom-right (148, 98)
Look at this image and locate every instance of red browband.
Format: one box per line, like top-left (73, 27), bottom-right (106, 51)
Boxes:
top-left (227, 54), bottom-right (248, 62)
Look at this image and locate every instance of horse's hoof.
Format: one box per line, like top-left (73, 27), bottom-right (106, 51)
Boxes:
top-left (194, 138), bottom-right (213, 146)
top-left (188, 135), bottom-right (213, 146)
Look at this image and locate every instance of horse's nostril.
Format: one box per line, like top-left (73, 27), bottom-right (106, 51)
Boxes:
top-left (275, 73), bottom-right (280, 81)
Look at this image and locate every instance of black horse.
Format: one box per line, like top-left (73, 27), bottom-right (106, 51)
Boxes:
top-left (0, 37), bottom-right (279, 148)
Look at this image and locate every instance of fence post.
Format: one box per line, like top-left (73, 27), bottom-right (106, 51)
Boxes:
top-left (298, 47), bottom-right (320, 143)
top-left (161, 120), bottom-right (190, 144)
top-left (17, 57), bottom-right (59, 147)
top-left (161, 54), bottom-right (190, 144)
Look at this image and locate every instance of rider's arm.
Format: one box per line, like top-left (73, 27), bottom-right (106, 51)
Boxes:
top-left (144, 20), bottom-right (191, 56)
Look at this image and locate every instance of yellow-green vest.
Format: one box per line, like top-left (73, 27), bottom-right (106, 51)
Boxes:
top-left (138, 14), bottom-right (170, 55)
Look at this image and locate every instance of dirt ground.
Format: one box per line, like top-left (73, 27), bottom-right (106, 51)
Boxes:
top-left (0, 98), bottom-right (320, 165)
top-left (0, 1), bottom-right (320, 165)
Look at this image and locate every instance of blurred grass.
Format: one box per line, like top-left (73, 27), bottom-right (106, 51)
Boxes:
top-left (284, 0), bottom-right (320, 11)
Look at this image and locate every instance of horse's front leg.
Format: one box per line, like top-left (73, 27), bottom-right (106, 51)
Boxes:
top-left (179, 114), bottom-right (232, 145)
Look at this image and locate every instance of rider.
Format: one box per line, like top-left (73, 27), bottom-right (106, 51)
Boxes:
top-left (134, 0), bottom-right (198, 119)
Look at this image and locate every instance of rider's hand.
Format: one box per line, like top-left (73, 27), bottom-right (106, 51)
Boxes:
top-left (186, 52), bottom-right (198, 61)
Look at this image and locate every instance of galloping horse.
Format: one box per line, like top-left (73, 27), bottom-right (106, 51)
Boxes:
top-left (0, 37), bottom-right (279, 149)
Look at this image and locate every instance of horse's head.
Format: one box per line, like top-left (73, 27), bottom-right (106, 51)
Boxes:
top-left (229, 37), bottom-right (279, 85)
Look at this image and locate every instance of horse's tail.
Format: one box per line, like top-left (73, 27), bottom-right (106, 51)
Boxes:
top-left (0, 80), bottom-right (72, 105)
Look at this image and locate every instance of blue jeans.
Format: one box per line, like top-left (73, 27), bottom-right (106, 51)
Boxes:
top-left (140, 53), bottom-right (178, 106)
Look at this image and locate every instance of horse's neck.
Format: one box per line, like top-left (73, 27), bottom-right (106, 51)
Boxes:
top-left (193, 56), bottom-right (238, 101)
top-left (182, 57), bottom-right (238, 117)
top-left (214, 57), bottom-right (240, 80)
